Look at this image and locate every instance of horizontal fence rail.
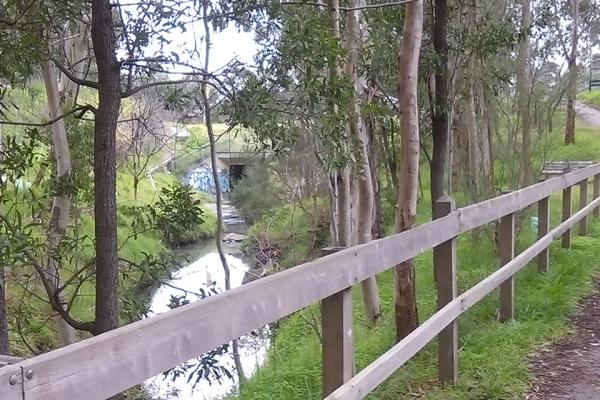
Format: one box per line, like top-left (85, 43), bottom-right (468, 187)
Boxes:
top-left (2, 164), bottom-right (600, 400)
top-left (325, 194), bottom-right (600, 400)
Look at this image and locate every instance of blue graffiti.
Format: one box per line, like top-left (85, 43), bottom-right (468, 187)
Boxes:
top-left (185, 166), bottom-right (230, 195)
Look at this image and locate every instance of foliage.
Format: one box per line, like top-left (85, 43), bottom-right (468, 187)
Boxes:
top-left (131, 182), bottom-right (206, 246)
top-left (231, 163), bottom-right (284, 224)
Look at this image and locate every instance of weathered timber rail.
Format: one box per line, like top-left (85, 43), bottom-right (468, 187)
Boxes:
top-left (3, 164), bottom-right (600, 400)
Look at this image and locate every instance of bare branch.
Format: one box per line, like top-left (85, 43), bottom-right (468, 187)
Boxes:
top-left (51, 58), bottom-right (99, 89)
top-left (0, 105), bottom-right (95, 127)
top-left (121, 79), bottom-right (218, 98)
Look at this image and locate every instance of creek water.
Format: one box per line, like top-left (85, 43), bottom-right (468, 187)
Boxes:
top-left (144, 204), bottom-right (270, 400)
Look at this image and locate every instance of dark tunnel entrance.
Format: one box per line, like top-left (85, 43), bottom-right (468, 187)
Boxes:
top-left (228, 164), bottom-right (246, 190)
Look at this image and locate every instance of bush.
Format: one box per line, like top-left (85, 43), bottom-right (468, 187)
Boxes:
top-left (231, 163), bottom-right (285, 224)
top-left (153, 183), bottom-right (206, 246)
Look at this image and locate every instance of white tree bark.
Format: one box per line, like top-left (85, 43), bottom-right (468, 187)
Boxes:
top-left (59, 20), bottom-right (90, 106)
top-left (344, 0), bottom-right (382, 326)
top-left (394, 0), bottom-right (423, 341)
top-left (517, 0), bottom-right (532, 183)
top-left (565, 0), bottom-right (579, 144)
top-left (41, 60), bottom-right (78, 346)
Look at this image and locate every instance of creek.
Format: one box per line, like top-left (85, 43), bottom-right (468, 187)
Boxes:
top-left (144, 203), bottom-right (270, 399)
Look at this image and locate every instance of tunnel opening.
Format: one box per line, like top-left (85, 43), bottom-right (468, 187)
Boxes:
top-left (229, 164), bottom-right (246, 190)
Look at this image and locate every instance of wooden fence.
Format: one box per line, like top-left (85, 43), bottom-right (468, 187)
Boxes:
top-left (2, 164), bottom-right (600, 400)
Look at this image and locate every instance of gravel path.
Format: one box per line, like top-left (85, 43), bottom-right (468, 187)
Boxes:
top-left (527, 276), bottom-right (600, 399)
top-left (575, 101), bottom-right (600, 126)
top-left (526, 102), bottom-right (600, 400)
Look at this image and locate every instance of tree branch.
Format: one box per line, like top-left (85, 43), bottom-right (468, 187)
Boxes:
top-left (120, 79), bottom-right (219, 98)
top-left (0, 212), bottom-right (96, 333)
top-left (0, 105), bottom-right (95, 127)
top-left (51, 58), bottom-right (99, 89)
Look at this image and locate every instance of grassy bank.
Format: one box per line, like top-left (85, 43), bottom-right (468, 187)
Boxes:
top-left (579, 90), bottom-right (600, 109)
top-left (244, 199), bottom-right (329, 269)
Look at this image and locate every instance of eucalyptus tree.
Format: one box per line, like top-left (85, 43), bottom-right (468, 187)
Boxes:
top-left (565, 0), bottom-right (580, 145)
top-left (227, 0), bottom-right (391, 326)
top-left (517, 0), bottom-right (533, 183)
top-left (430, 0), bottom-right (450, 210)
top-left (394, 0), bottom-right (424, 340)
top-left (0, 0), bottom-right (91, 346)
top-left (0, 0), bottom-right (218, 342)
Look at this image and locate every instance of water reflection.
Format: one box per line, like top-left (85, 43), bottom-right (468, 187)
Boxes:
top-left (144, 206), bottom-right (269, 400)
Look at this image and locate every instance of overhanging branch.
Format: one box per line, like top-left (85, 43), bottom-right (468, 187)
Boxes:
top-left (51, 58), bottom-right (99, 89)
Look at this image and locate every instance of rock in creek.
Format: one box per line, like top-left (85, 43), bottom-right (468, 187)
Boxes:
top-left (223, 233), bottom-right (247, 243)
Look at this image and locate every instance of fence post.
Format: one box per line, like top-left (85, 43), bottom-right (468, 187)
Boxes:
top-left (498, 212), bottom-right (515, 322)
top-left (562, 186), bottom-right (572, 248)
top-left (433, 195), bottom-right (457, 384)
top-left (321, 247), bottom-right (353, 397)
top-left (594, 174), bottom-right (600, 219)
top-left (537, 196), bottom-right (550, 273)
top-left (579, 179), bottom-right (588, 235)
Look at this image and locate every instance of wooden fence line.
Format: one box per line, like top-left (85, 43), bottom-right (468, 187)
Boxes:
top-left (325, 194), bottom-right (600, 400)
top-left (1, 164), bottom-right (600, 400)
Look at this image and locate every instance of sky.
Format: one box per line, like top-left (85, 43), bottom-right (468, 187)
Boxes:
top-left (126, 8), bottom-right (260, 75)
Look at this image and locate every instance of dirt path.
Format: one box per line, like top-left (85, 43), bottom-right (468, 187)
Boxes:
top-left (575, 101), bottom-right (600, 126)
top-left (527, 277), bottom-right (600, 399)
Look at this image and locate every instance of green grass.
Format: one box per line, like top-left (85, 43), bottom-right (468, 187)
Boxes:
top-left (579, 90), bottom-right (600, 109)
top-left (67, 169), bottom-right (217, 323)
top-left (236, 222), bottom-right (600, 400)
top-left (545, 120), bottom-right (600, 161)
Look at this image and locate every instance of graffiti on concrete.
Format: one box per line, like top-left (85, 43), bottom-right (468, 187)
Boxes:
top-left (186, 166), bottom-right (230, 194)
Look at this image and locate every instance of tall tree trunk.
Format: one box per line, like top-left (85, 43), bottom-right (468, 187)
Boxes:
top-left (0, 263), bottom-right (7, 355)
top-left (565, 0), bottom-right (579, 145)
top-left (430, 0), bottom-right (449, 215)
top-left (481, 90), bottom-right (495, 191)
top-left (394, 0), bottom-right (423, 342)
top-left (344, 0), bottom-right (382, 326)
top-left (464, 78), bottom-right (481, 201)
top-left (200, 0), bottom-right (246, 386)
top-left (367, 115), bottom-right (383, 239)
top-left (517, 0), bottom-right (532, 184)
top-left (0, 109), bottom-right (7, 354)
top-left (326, 0), bottom-right (352, 252)
top-left (91, 0), bottom-right (121, 335)
top-left (59, 20), bottom-right (89, 106)
top-left (41, 60), bottom-right (78, 345)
